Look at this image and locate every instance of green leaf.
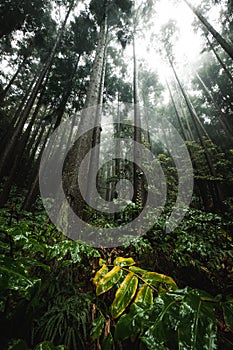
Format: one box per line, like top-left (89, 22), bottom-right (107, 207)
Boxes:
top-left (129, 266), bottom-right (148, 275)
top-left (141, 294), bottom-right (180, 350)
top-left (111, 272), bottom-right (138, 318)
top-left (91, 313), bottom-right (105, 340)
top-left (115, 303), bottom-right (146, 341)
top-left (113, 257), bottom-right (136, 266)
top-left (135, 284), bottom-right (153, 306)
top-left (6, 339), bottom-right (29, 350)
top-left (96, 266), bottom-right (123, 296)
top-left (102, 333), bottom-right (114, 350)
top-left (178, 289), bottom-right (217, 349)
top-left (99, 258), bottom-right (106, 266)
top-left (0, 256), bottom-right (41, 299)
top-left (142, 272), bottom-right (177, 291)
top-left (222, 300), bottom-right (233, 332)
top-left (93, 264), bottom-right (109, 286)
top-left (34, 342), bottom-right (54, 350)
top-left (18, 257), bottom-right (50, 271)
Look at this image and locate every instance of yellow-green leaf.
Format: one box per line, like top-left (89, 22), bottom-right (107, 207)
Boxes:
top-left (142, 272), bottom-right (178, 291)
top-left (129, 266), bottom-right (148, 275)
top-left (135, 284), bottom-right (153, 305)
top-left (96, 266), bottom-right (123, 296)
top-left (114, 257), bottom-right (136, 267)
top-left (99, 258), bottom-right (106, 266)
top-left (93, 264), bottom-right (109, 286)
top-left (111, 272), bottom-right (138, 319)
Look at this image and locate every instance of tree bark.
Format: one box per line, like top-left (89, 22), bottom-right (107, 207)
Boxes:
top-left (195, 70), bottom-right (233, 137)
top-left (63, 11), bottom-right (108, 220)
top-left (0, 0), bottom-right (74, 180)
top-left (169, 57), bottom-right (223, 208)
top-left (165, 79), bottom-right (187, 141)
top-left (205, 34), bottom-right (233, 84)
top-left (53, 53), bottom-right (81, 130)
top-left (184, 0), bottom-right (233, 60)
top-left (132, 35), bottom-right (146, 207)
top-left (0, 56), bottom-right (27, 103)
top-left (22, 125), bottom-right (53, 211)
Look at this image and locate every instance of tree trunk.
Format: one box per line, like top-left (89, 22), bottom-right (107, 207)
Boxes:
top-left (205, 34), bottom-right (233, 84)
top-left (0, 56), bottom-right (27, 103)
top-left (63, 12), bottom-right (108, 220)
top-left (132, 35), bottom-right (146, 207)
top-left (53, 54), bottom-right (81, 130)
top-left (165, 79), bottom-right (187, 141)
top-left (169, 57), bottom-right (222, 208)
top-left (0, 77), bottom-right (35, 162)
top-left (0, 0), bottom-right (74, 180)
top-left (85, 35), bottom-right (108, 206)
top-left (169, 58), bottom-right (211, 141)
top-left (184, 0), bottom-right (233, 60)
top-left (195, 70), bottom-right (233, 137)
top-left (22, 125), bottom-right (53, 211)
top-left (24, 106), bottom-right (49, 162)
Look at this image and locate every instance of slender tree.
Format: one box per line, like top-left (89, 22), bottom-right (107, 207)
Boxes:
top-left (183, 0), bottom-right (233, 60)
top-left (0, 0), bottom-right (75, 181)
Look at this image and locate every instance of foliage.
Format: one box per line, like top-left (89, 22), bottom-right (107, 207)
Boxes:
top-left (0, 209), bottom-right (100, 350)
top-left (92, 257), bottom-right (233, 350)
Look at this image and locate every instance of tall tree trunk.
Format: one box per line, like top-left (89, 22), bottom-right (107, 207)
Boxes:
top-left (0, 56), bottom-right (27, 103)
top-left (205, 34), bottom-right (233, 84)
top-left (53, 54), bottom-right (81, 130)
top-left (169, 58), bottom-right (211, 141)
top-left (183, 0), bottom-right (233, 60)
top-left (0, 77), bottom-right (35, 160)
top-left (27, 122), bottom-right (46, 168)
top-left (165, 79), bottom-right (187, 140)
top-left (195, 70), bottom-right (233, 136)
top-left (24, 106), bottom-right (49, 163)
top-left (22, 125), bottom-right (53, 211)
top-left (85, 36), bottom-right (107, 206)
top-left (63, 12), bottom-right (108, 220)
top-left (132, 35), bottom-right (146, 207)
top-left (0, 0), bottom-right (74, 180)
top-left (169, 57), bottom-right (222, 208)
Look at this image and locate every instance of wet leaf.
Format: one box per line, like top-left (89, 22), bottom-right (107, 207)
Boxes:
top-left (93, 264), bottom-right (109, 286)
top-left (96, 266), bottom-right (123, 296)
top-left (111, 272), bottom-right (138, 318)
top-left (222, 300), bottom-right (233, 332)
top-left (142, 271), bottom-right (177, 290)
top-left (114, 257), bottom-right (136, 266)
top-left (135, 284), bottom-right (153, 306)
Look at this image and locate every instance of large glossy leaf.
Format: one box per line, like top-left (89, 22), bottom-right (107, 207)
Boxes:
top-left (129, 266), bottom-right (147, 275)
top-left (111, 272), bottom-right (138, 318)
top-left (135, 284), bottom-right (153, 306)
top-left (222, 300), bottom-right (233, 332)
top-left (115, 303), bottom-right (146, 341)
top-left (91, 313), bottom-right (105, 340)
top-left (96, 266), bottom-right (123, 296)
top-left (141, 294), bottom-right (180, 350)
top-left (178, 290), bottom-right (217, 349)
top-left (113, 257), bottom-right (136, 266)
top-left (102, 332), bottom-right (114, 350)
top-left (18, 257), bottom-right (50, 271)
top-left (142, 272), bottom-right (178, 291)
top-left (93, 264), bottom-right (109, 286)
top-left (0, 255), bottom-right (41, 299)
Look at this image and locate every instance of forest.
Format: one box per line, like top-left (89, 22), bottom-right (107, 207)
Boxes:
top-left (0, 0), bottom-right (233, 349)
